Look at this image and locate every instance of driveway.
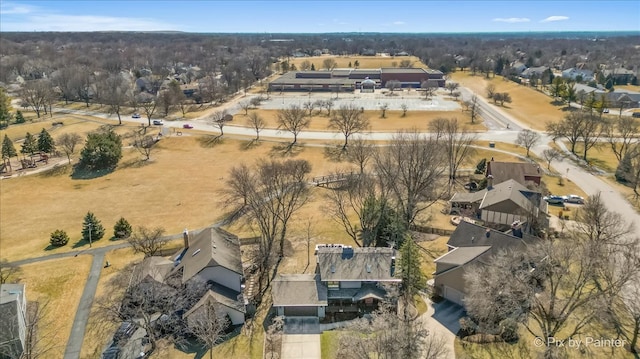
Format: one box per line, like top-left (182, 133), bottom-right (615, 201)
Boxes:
top-left (281, 334), bottom-right (321, 359)
top-left (420, 297), bottom-right (465, 359)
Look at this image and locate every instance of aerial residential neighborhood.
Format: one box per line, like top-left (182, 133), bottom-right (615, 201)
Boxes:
top-left (1, 1), bottom-right (639, 359)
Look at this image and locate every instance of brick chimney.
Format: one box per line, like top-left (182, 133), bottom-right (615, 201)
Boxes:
top-left (487, 174), bottom-right (494, 190)
top-left (183, 228), bottom-right (190, 249)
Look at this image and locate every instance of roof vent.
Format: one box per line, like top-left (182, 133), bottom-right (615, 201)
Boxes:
top-left (366, 264), bottom-right (372, 273)
top-left (471, 236), bottom-right (475, 243)
top-left (330, 264), bottom-right (336, 273)
top-left (486, 229), bottom-right (491, 238)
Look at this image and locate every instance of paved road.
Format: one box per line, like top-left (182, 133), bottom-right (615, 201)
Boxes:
top-left (63, 252), bottom-right (105, 359)
top-left (281, 334), bottom-right (321, 359)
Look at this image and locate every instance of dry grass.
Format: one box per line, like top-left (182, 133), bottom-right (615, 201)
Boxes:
top-left (0, 136), bottom-right (344, 261)
top-left (418, 236), bottom-right (449, 278)
top-left (80, 247), bottom-right (144, 359)
top-left (287, 55), bottom-right (428, 70)
top-left (614, 84), bottom-right (640, 93)
top-left (564, 141), bottom-right (620, 173)
top-left (19, 256), bottom-right (93, 359)
top-left (237, 108), bottom-right (485, 133)
top-left (450, 72), bottom-right (567, 131)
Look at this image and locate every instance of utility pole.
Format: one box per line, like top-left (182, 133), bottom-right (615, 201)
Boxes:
top-left (88, 223), bottom-right (92, 248)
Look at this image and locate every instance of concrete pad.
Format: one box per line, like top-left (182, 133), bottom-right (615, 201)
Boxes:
top-left (281, 334), bottom-right (321, 359)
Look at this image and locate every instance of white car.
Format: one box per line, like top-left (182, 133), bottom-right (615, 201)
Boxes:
top-left (152, 120), bottom-right (163, 125)
top-left (564, 195), bottom-right (585, 204)
top-left (132, 113), bottom-right (141, 119)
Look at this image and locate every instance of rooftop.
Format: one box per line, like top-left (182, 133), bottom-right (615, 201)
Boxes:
top-left (486, 160), bottom-right (541, 186)
top-left (0, 283), bottom-right (25, 305)
top-left (272, 274), bottom-right (328, 306)
top-left (447, 221), bottom-right (534, 251)
top-left (434, 246), bottom-right (491, 267)
top-left (176, 227), bottom-right (243, 283)
top-left (316, 247), bottom-right (399, 282)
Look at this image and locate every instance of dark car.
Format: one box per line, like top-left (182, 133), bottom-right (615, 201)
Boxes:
top-left (152, 120), bottom-right (163, 125)
top-left (183, 123), bottom-right (193, 129)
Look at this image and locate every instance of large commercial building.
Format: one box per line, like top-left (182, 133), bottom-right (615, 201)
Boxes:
top-left (268, 68), bottom-right (445, 92)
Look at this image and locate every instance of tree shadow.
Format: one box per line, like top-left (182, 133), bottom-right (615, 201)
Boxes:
top-left (323, 145), bottom-right (347, 162)
top-left (269, 142), bottom-right (302, 157)
top-left (239, 139), bottom-right (261, 151)
top-left (118, 158), bottom-right (152, 170)
top-left (44, 244), bottom-right (62, 251)
top-left (37, 163), bottom-right (71, 178)
top-left (72, 237), bottom-right (94, 248)
top-left (71, 167), bottom-right (115, 180)
top-left (197, 135), bottom-right (223, 148)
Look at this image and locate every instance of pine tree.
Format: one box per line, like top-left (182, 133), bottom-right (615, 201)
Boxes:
top-left (113, 217), bottom-right (132, 239)
top-left (20, 132), bottom-right (38, 160)
top-left (0, 87), bottom-right (12, 129)
top-left (310, 63), bottom-right (316, 71)
top-left (50, 229), bottom-right (70, 247)
top-left (1, 135), bottom-right (17, 171)
top-left (82, 212), bottom-right (105, 245)
top-left (37, 128), bottom-right (55, 154)
top-left (14, 111), bottom-right (25, 124)
top-left (399, 236), bottom-right (427, 300)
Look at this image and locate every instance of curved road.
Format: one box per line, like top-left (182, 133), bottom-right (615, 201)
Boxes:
top-left (9, 86), bottom-right (640, 359)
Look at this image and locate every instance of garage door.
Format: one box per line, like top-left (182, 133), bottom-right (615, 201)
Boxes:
top-left (284, 306), bottom-right (317, 316)
top-left (443, 286), bottom-right (465, 306)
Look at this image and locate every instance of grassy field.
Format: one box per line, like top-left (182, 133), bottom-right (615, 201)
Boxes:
top-left (287, 55), bottom-right (428, 70)
top-left (0, 135), bottom-right (343, 262)
top-left (18, 256), bottom-right (92, 359)
top-left (238, 108), bottom-right (485, 133)
top-left (449, 72), bottom-right (567, 131)
top-left (321, 330), bottom-right (340, 359)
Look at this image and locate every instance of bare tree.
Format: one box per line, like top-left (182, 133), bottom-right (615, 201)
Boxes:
top-left (302, 100), bottom-right (316, 116)
top-left (602, 274), bottom-right (640, 355)
top-left (445, 82), bottom-right (459, 95)
top-left (401, 103), bottom-right (408, 117)
top-left (463, 94), bottom-right (481, 124)
top-left (346, 138), bottom-right (374, 174)
top-left (137, 93), bottom-right (158, 126)
top-left (276, 104), bottom-right (310, 147)
top-left (224, 159), bottom-right (311, 297)
top-left (421, 80), bottom-right (437, 100)
top-left (100, 74), bottom-right (130, 125)
top-left (605, 116), bottom-right (639, 163)
top-left (385, 80), bottom-right (401, 95)
top-left (429, 117), bottom-right (477, 193)
top-left (324, 174), bottom-right (376, 246)
top-left (542, 148), bottom-right (563, 170)
top-left (0, 259), bottom-right (21, 284)
top-left (322, 58), bottom-right (338, 71)
top-left (22, 301), bottom-right (59, 359)
top-left (131, 129), bottom-right (157, 161)
top-left (208, 110), bottom-right (228, 140)
top-left (20, 79), bottom-right (51, 118)
top-left (580, 113), bottom-right (604, 161)
top-left (485, 83), bottom-right (496, 99)
top-left (329, 104), bottom-right (370, 150)
top-left (239, 100), bottom-right (251, 115)
top-left (246, 112), bottom-right (265, 142)
top-left (546, 112), bottom-right (585, 155)
top-left (374, 130), bottom-right (446, 226)
top-left (127, 226), bottom-right (168, 257)
top-left (57, 133), bottom-right (83, 164)
top-left (515, 129), bottom-right (541, 157)
top-left (187, 299), bottom-right (229, 359)
top-left (379, 103), bottom-right (389, 118)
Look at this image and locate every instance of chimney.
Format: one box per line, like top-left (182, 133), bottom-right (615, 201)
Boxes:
top-left (183, 228), bottom-right (190, 249)
top-left (487, 175), bottom-right (494, 190)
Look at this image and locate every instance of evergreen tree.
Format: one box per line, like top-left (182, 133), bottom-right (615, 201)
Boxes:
top-left (399, 237), bottom-right (427, 300)
top-left (2, 134), bottom-right (17, 169)
top-left (82, 211), bottom-right (105, 244)
top-left (14, 111), bottom-right (25, 124)
top-left (37, 128), bottom-right (55, 154)
top-left (20, 132), bottom-right (38, 159)
top-left (615, 151), bottom-right (633, 183)
top-left (50, 229), bottom-right (70, 247)
top-left (0, 87), bottom-right (12, 129)
top-left (310, 63), bottom-right (316, 71)
top-left (113, 217), bottom-right (132, 239)
top-left (77, 127), bottom-right (122, 171)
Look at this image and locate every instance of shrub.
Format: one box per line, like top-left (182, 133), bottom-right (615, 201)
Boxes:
top-left (50, 229), bottom-right (70, 247)
top-left (113, 217), bottom-right (132, 239)
top-left (15, 111), bottom-right (25, 124)
top-left (499, 318), bottom-right (520, 342)
top-left (459, 316), bottom-right (478, 337)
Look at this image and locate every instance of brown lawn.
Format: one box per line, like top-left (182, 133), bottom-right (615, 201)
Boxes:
top-left (0, 136), bottom-right (344, 262)
top-left (18, 256), bottom-right (92, 359)
top-left (287, 55), bottom-right (428, 70)
top-left (236, 108), bottom-right (485, 133)
top-left (449, 72), bottom-right (568, 131)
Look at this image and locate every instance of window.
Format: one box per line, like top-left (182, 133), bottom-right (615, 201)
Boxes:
top-left (328, 281), bottom-right (339, 290)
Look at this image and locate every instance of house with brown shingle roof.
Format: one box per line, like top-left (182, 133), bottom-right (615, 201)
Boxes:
top-left (485, 160), bottom-right (542, 186)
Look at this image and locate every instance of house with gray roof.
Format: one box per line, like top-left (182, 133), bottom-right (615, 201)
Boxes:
top-left (0, 284), bottom-right (27, 359)
top-left (521, 66), bottom-right (549, 79)
top-left (271, 246), bottom-right (399, 319)
top-left (433, 221), bottom-right (537, 306)
top-left (183, 286), bottom-right (246, 325)
top-left (449, 179), bottom-right (547, 228)
top-left (562, 68), bottom-right (594, 82)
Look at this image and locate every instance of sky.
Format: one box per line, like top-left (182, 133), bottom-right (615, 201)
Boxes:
top-left (1, 0), bottom-right (639, 33)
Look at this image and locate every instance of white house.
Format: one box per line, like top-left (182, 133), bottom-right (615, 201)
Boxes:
top-left (562, 68), bottom-right (594, 82)
top-left (0, 284), bottom-right (27, 358)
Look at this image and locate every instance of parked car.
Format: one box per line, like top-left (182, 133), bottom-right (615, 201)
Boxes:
top-left (152, 120), bottom-right (163, 125)
top-left (183, 123), bottom-right (193, 129)
top-left (633, 112), bottom-right (640, 118)
top-left (603, 108), bottom-right (609, 113)
top-left (132, 113), bottom-right (141, 119)
top-left (544, 195), bottom-right (565, 204)
top-left (564, 195), bottom-right (585, 204)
